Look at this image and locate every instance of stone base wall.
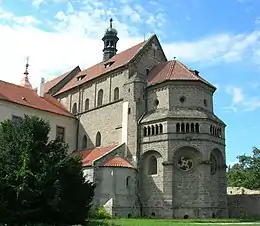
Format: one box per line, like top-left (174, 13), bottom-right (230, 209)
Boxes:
top-left (228, 194), bottom-right (260, 218)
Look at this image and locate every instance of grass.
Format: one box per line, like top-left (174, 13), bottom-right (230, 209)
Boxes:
top-left (87, 218), bottom-right (260, 226)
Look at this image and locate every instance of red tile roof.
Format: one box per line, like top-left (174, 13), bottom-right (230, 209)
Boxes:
top-left (0, 80), bottom-right (74, 118)
top-left (72, 145), bottom-right (118, 166)
top-left (55, 39), bottom-right (149, 95)
top-left (103, 156), bottom-right (134, 169)
top-left (148, 60), bottom-right (215, 88)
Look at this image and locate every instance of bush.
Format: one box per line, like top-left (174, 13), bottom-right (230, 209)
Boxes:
top-left (90, 207), bottom-right (112, 219)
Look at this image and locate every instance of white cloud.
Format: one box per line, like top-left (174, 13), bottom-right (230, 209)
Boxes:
top-left (225, 86), bottom-right (260, 112)
top-left (1, 0), bottom-right (260, 92)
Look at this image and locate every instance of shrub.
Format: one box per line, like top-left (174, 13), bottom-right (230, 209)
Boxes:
top-left (90, 207), bottom-right (112, 219)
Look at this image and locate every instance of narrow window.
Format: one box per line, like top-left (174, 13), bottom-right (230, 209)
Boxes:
top-left (181, 123), bottom-right (185, 133)
top-left (114, 87), bottom-right (119, 101)
top-left (155, 124), bottom-right (159, 135)
top-left (151, 125), bottom-right (155, 135)
top-left (85, 98), bottom-right (89, 111)
top-left (126, 176), bottom-right (130, 187)
top-left (176, 123), bottom-right (180, 133)
top-left (147, 126), bottom-right (151, 136)
top-left (148, 155), bottom-right (157, 175)
top-left (143, 127), bottom-right (147, 136)
top-left (96, 132), bottom-right (101, 147)
top-left (82, 135), bottom-right (87, 149)
top-left (159, 124), bottom-right (163, 134)
top-left (56, 126), bottom-right (65, 142)
top-left (195, 123), bottom-right (200, 133)
top-left (97, 89), bottom-right (103, 107)
top-left (72, 103), bottom-right (77, 114)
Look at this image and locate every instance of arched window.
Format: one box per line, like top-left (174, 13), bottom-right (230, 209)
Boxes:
top-left (176, 123), bottom-right (180, 133)
top-left (181, 123), bottom-right (185, 133)
top-left (147, 126), bottom-right (151, 136)
top-left (97, 89), bottom-right (103, 107)
top-left (155, 124), bottom-right (159, 134)
top-left (195, 123), bottom-right (200, 133)
top-left (186, 123), bottom-right (190, 133)
top-left (126, 176), bottom-right (130, 187)
top-left (72, 103), bottom-right (77, 114)
top-left (148, 155), bottom-right (157, 175)
top-left (82, 135), bottom-right (87, 149)
top-left (114, 87), bottom-right (119, 101)
top-left (85, 98), bottom-right (89, 111)
top-left (159, 124), bottom-right (163, 134)
top-left (96, 132), bottom-right (101, 147)
top-left (143, 127), bottom-right (147, 136)
top-left (151, 125), bottom-right (155, 135)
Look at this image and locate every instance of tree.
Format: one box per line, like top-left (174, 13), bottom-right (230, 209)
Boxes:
top-left (227, 147), bottom-right (260, 190)
top-left (0, 115), bottom-right (95, 225)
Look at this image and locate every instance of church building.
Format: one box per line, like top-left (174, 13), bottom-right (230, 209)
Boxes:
top-left (0, 18), bottom-right (228, 219)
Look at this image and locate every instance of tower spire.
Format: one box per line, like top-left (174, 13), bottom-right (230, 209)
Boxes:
top-left (102, 18), bottom-right (119, 62)
top-left (20, 56), bottom-right (33, 89)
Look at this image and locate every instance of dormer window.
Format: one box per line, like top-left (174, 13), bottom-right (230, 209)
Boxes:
top-left (76, 75), bottom-right (86, 82)
top-left (104, 61), bottom-right (115, 68)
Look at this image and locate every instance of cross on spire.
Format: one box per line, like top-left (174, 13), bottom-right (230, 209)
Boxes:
top-left (110, 18), bottom-right (113, 28)
top-left (24, 56), bottom-right (29, 76)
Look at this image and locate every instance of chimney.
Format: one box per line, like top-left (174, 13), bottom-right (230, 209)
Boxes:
top-left (38, 77), bottom-right (45, 97)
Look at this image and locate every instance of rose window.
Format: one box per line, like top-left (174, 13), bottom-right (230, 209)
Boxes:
top-left (210, 155), bottom-right (217, 175)
top-left (178, 157), bottom-right (193, 171)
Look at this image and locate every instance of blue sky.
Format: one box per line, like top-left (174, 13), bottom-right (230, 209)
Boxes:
top-left (0, 0), bottom-right (260, 165)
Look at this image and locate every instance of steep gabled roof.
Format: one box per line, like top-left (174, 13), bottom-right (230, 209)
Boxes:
top-left (148, 60), bottom-right (215, 89)
top-left (54, 36), bottom-right (158, 95)
top-left (44, 70), bottom-right (71, 93)
top-left (0, 80), bottom-right (74, 118)
top-left (72, 145), bottom-right (118, 166)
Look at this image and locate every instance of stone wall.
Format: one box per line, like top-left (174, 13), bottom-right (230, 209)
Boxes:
top-left (227, 187), bottom-right (260, 218)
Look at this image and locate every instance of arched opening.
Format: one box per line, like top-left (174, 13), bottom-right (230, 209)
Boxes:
top-left (191, 123), bottom-right (195, 133)
top-left (82, 135), bottom-right (87, 149)
top-left (195, 123), bottom-right (200, 133)
top-left (72, 103), bottom-right (77, 114)
top-left (95, 132), bottom-right (101, 147)
top-left (97, 89), bottom-right (103, 106)
top-left (159, 124), bottom-right (163, 134)
top-left (114, 87), bottom-right (119, 101)
top-left (181, 123), bottom-right (185, 132)
top-left (151, 212), bottom-right (155, 217)
top-left (151, 125), bottom-right (155, 135)
top-left (143, 127), bottom-right (147, 136)
top-left (127, 213), bottom-right (132, 218)
top-left (186, 123), bottom-right (190, 133)
top-left (184, 215), bottom-right (189, 219)
top-left (155, 124), bottom-right (159, 134)
top-left (85, 98), bottom-right (89, 111)
top-left (176, 123), bottom-right (180, 133)
top-left (147, 126), bottom-right (151, 136)
top-left (210, 125), bottom-right (213, 135)
top-left (148, 155), bottom-right (157, 175)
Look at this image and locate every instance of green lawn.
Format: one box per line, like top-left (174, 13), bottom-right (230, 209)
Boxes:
top-left (89, 219), bottom-right (260, 226)
top-left (88, 218), bottom-right (260, 226)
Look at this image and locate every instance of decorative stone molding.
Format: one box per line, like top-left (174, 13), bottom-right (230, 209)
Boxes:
top-left (200, 160), bottom-right (211, 165)
top-left (162, 161), bottom-right (173, 166)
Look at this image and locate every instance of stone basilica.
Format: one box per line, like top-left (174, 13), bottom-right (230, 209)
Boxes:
top-left (4, 19), bottom-right (228, 219)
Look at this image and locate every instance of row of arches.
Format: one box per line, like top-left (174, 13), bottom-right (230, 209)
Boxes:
top-left (143, 124), bottom-right (163, 137)
top-left (210, 125), bottom-right (222, 138)
top-left (71, 87), bottom-right (120, 114)
top-left (176, 123), bottom-right (200, 133)
top-left (81, 132), bottom-right (101, 149)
